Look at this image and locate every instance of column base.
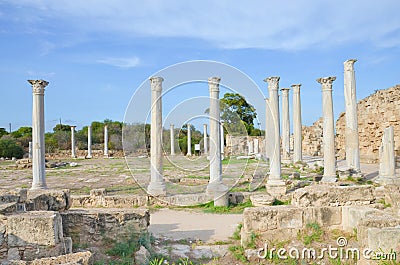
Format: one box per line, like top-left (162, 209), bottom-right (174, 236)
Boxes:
top-left (321, 175), bottom-right (338, 183)
top-left (30, 183), bottom-right (48, 190)
top-left (266, 179), bottom-right (286, 196)
top-left (147, 181), bottom-right (167, 196)
top-left (206, 181), bottom-right (229, 207)
top-left (86, 155), bottom-right (92, 159)
top-left (375, 176), bottom-right (400, 186)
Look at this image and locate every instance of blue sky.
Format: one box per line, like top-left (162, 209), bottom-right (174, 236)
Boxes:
top-left (0, 0), bottom-right (399, 133)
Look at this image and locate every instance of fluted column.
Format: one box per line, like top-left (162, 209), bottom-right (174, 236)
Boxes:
top-left (203, 124), bottom-right (208, 155)
top-left (28, 79), bottom-right (48, 190)
top-left (281, 88), bottom-right (291, 162)
top-left (187, 124), bottom-right (192, 156)
top-left (206, 77), bottom-right (228, 206)
top-left (170, 124), bottom-right (175, 156)
top-left (265, 98), bottom-right (273, 160)
top-left (71, 126), bottom-right (76, 158)
top-left (104, 125), bottom-right (109, 157)
top-left (87, 125), bottom-right (92, 158)
top-left (292, 84), bottom-right (303, 162)
top-left (344, 59), bottom-right (361, 173)
top-left (28, 141), bottom-right (32, 159)
top-left (317, 77), bottom-right (337, 182)
top-left (264, 77), bottom-right (286, 194)
top-left (147, 76), bottom-right (166, 196)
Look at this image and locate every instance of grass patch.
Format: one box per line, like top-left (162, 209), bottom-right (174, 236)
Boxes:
top-left (272, 199), bottom-right (291, 205)
top-left (228, 245), bottom-right (247, 263)
top-left (378, 198), bottom-right (392, 208)
top-left (202, 199), bottom-right (252, 214)
top-left (231, 223), bottom-right (243, 240)
top-left (297, 222), bottom-right (323, 245)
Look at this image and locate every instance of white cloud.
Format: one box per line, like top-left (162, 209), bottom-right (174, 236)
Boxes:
top-left (2, 0), bottom-right (400, 51)
top-left (27, 70), bottom-right (55, 78)
top-left (96, 57), bottom-right (140, 68)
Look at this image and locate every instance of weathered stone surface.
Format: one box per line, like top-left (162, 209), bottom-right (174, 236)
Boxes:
top-left (226, 136), bottom-right (265, 156)
top-left (7, 211), bottom-right (63, 247)
top-left (26, 189), bottom-right (71, 211)
top-left (0, 203), bottom-right (17, 215)
top-left (341, 206), bottom-right (379, 232)
top-left (8, 251), bottom-right (92, 265)
top-left (249, 194), bottom-right (275, 206)
top-left (134, 246), bottom-right (150, 265)
top-left (0, 189), bottom-right (27, 204)
top-left (292, 185), bottom-right (374, 207)
top-left (61, 208), bottom-right (149, 248)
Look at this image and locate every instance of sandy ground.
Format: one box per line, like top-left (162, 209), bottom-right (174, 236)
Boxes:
top-left (149, 208), bottom-right (243, 243)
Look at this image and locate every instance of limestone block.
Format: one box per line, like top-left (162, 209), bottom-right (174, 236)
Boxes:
top-left (243, 207), bottom-right (279, 232)
top-left (9, 251), bottom-right (92, 265)
top-left (61, 208), bottom-right (149, 248)
top-left (0, 203), bottom-right (17, 215)
top-left (363, 227), bottom-right (400, 256)
top-left (249, 194), bottom-right (275, 206)
top-left (303, 207), bottom-right (342, 227)
top-left (341, 206), bottom-right (379, 232)
top-left (26, 189), bottom-right (71, 211)
top-left (6, 211), bottom-right (63, 247)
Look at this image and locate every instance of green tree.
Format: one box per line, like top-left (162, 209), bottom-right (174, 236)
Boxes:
top-left (11, 126), bottom-right (32, 138)
top-left (0, 136), bottom-right (24, 158)
top-left (0, 128), bottom-right (8, 138)
top-left (53, 124), bottom-right (71, 132)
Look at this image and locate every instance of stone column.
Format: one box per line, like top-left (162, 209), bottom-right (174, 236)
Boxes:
top-left (170, 124), bottom-right (175, 156)
top-left (264, 77), bottom-right (286, 195)
top-left (220, 122), bottom-right (224, 157)
top-left (254, 138), bottom-right (259, 154)
top-left (203, 124), bottom-right (208, 155)
top-left (281, 88), bottom-right (291, 163)
top-left (292, 84), bottom-right (303, 163)
top-left (187, 124), bottom-right (192, 156)
top-left (265, 98), bottom-right (273, 160)
top-left (344, 59), bottom-right (361, 174)
top-left (147, 76), bottom-right (166, 196)
top-left (28, 141), bottom-right (32, 159)
top-left (28, 79), bottom-right (48, 190)
top-left (87, 125), bottom-right (92, 158)
top-left (104, 125), bottom-right (109, 157)
top-left (71, 126), bottom-right (76, 158)
top-left (377, 126), bottom-right (398, 185)
top-left (317, 77), bottom-right (337, 182)
top-left (206, 77), bottom-right (228, 206)
top-left (248, 140), bottom-right (254, 155)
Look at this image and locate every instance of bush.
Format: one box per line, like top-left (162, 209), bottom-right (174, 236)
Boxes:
top-left (0, 137), bottom-right (24, 158)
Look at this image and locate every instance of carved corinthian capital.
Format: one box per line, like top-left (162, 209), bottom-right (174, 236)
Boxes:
top-left (28, 80), bottom-right (49, 95)
top-left (264, 76), bottom-right (280, 91)
top-left (344, 59), bottom-right (357, 71)
top-left (208, 77), bottom-right (221, 92)
top-left (317, 76), bottom-right (336, 90)
top-left (149, 76), bottom-right (164, 91)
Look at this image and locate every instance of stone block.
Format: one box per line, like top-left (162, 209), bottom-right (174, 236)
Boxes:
top-left (243, 207), bottom-right (279, 233)
top-left (6, 211), bottom-right (63, 247)
top-left (341, 206), bottom-right (379, 232)
top-left (9, 251), bottom-right (92, 265)
top-left (26, 189), bottom-right (71, 211)
top-left (250, 194), bottom-right (275, 206)
top-left (303, 207), bottom-right (342, 227)
top-left (363, 227), bottom-right (400, 255)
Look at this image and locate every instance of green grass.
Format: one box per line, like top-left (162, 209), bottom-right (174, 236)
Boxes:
top-left (272, 199), bottom-right (291, 205)
top-left (228, 245), bottom-right (247, 263)
top-left (378, 198), bottom-right (392, 208)
top-left (201, 199), bottom-right (252, 214)
top-left (298, 222), bottom-right (324, 245)
top-left (231, 223), bottom-right (243, 240)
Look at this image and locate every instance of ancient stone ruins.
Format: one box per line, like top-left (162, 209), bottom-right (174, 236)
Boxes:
top-left (0, 59), bottom-right (399, 265)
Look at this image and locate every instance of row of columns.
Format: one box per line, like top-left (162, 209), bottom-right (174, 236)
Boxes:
top-left (70, 125), bottom-right (108, 158)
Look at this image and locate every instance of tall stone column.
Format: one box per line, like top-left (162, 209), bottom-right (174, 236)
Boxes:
top-left (28, 141), bottom-right (32, 159)
top-left (206, 77), bottom-right (228, 206)
top-left (264, 77), bottom-right (286, 195)
top-left (376, 126), bottom-right (398, 185)
top-left (170, 124), bottom-right (175, 156)
top-left (292, 84), bottom-right (303, 162)
top-left (265, 98), bottom-right (273, 160)
top-left (147, 76), bottom-right (166, 196)
top-left (87, 125), bottom-right (92, 158)
top-left (203, 124), bottom-right (208, 155)
top-left (317, 77), bottom-right (337, 182)
top-left (187, 124), bottom-right (192, 156)
top-left (28, 79), bottom-right (48, 190)
top-left (254, 138), bottom-right (259, 154)
top-left (220, 122), bottom-right (224, 156)
top-left (71, 126), bottom-right (76, 158)
top-left (281, 88), bottom-right (291, 163)
top-left (248, 140), bottom-right (254, 155)
top-left (104, 125), bottom-right (109, 157)
top-left (344, 59), bottom-right (361, 174)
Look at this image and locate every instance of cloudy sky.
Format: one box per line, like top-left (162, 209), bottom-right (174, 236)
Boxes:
top-left (0, 0), bottom-right (399, 132)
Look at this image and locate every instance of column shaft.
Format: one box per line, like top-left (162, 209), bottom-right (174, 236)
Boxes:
top-left (170, 124), bottom-right (175, 155)
top-left (187, 124), bottom-right (192, 156)
top-left (281, 88), bottom-right (291, 162)
top-left (147, 76), bottom-right (166, 195)
top-left (265, 98), bottom-right (273, 160)
top-left (292, 84), bottom-right (303, 162)
top-left (344, 59), bottom-right (361, 172)
top-left (29, 79), bottom-right (48, 190)
top-left (377, 126), bottom-right (397, 184)
top-left (104, 125), bottom-right (108, 157)
top-left (87, 125), bottom-right (92, 158)
top-left (220, 123), bottom-right (224, 156)
top-left (71, 126), bottom-right (76, 158)
top-left (318, 77), bottom-right (337, 182)
top-left (203, 124), bottom-right (208, 155)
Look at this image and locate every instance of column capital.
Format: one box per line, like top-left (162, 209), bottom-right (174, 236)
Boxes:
top-left (149, 76), bottom-right (164, 91)
top-left (344, 59), bottom-right (357, 71)
top-left (264, 76), bottom-right (280, 91)
top-left (317, 76), bottom-right (336, 90)
top-left (280, 88), bottom-right (290, 94)
top-left (28, 80), bottom-right (49, 95)
top-left (291, 84), bottom-right (302, 93)
top-left (208, 77), bottom-right (221, 92)
top-left (170, 124), bottom-right (174, 127)
top-left (70, 125), bottom-right (76, 129)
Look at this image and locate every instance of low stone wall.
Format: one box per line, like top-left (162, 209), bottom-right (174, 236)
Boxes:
top-left (225, 136), bottom-right (265, 156)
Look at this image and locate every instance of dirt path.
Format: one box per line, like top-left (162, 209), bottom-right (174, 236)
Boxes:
top-left (149, 208), bottom-right (243, 243)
